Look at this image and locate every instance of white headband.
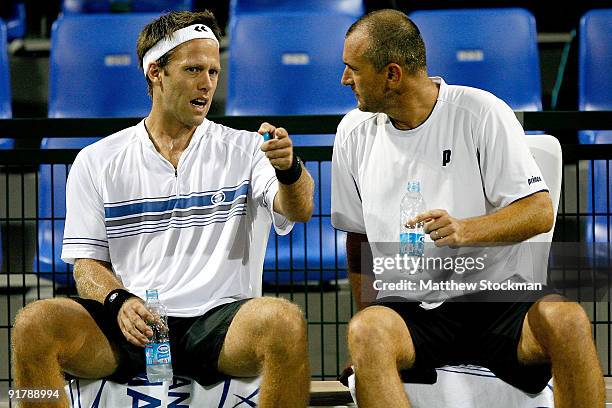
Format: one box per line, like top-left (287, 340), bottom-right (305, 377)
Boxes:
top-left (142, 24), bottom-right (219, 76)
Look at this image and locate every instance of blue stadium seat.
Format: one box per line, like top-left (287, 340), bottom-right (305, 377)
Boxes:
top-left (6, 2), bottom-right (25, 41)
top-left (229, 0), bottom-right (363, 19)
top-left (48, 13), bottom-right (157, 117)
top-left (264, 161), bottom-right (346, 285)
top-left (579, 9), bottom-right (612, 122)
top-left (0, 19), bottom-right (14, 149)
top-left (227, 11), bottom-right (355, 115)
top-left (578, 9), bottom-right (612, 243)
top-left (130, 0), bottom-right (192, 12)
top-left (409, 8), bottom-right (542, 111)
top-left (227, 10), bottom-right (355, 284)
top-left (62, 0), bottom-right (192, 14)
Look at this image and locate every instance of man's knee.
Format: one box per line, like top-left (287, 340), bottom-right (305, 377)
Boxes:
top-left (248, 297), bottom-right (307, 351)
top-left (529, 298), bottom-right (592, 346)
top-left (12, 298), bottom-right (84, 357)
top-left (348, 306), bottom-right (413, 363)
top-left (349, 306), bottom-right (400, 346)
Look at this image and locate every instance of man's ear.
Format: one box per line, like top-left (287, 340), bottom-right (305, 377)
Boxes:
top-left (386, 63), bottom-right (402, 84)
top-left (147, 63), bottom-right (163, 86)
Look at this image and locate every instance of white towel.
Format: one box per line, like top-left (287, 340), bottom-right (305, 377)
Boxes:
top-left (348, 365), bottom-right (554, 408)
top-left (66, 374), bottom-right (260, 408)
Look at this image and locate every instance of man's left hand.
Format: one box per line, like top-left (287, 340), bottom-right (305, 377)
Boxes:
top-left (409, 209), bottom-right (467, 248)
top-left (259, 122), bottom-right (293, 170)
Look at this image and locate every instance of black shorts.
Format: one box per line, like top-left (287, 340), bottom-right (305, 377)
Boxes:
top-left (372, 294), bottom-right (553, 394)
top-left (70, 297), bottom-right (249, 386)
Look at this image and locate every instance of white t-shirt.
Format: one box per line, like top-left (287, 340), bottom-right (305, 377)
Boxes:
top-left (331, 77), bottom-right (548, 301)
top-left (62, 119), bottom-right (293, 317)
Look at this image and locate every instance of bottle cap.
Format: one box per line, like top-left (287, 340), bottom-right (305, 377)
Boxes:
top-left (407, 181), bottom-right (421, 192)
top-left (146, 289), bottom-right (159, 299)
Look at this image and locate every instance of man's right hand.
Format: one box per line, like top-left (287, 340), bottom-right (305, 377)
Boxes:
top-left (117, 297), bottom-right (156, 347)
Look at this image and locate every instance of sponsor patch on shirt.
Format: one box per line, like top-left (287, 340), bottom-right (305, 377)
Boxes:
top-left (527, 176), bottom-right (542, 185)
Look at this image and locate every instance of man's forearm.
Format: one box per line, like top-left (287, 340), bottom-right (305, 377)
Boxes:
top-left (74, 259), bottom-right (124, 303)
top-left (461, 191), bottom-right (554, 244)
top-left (275, 164), bottom-right (314, 222)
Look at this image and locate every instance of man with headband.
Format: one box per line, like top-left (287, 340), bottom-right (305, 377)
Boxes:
top-left (12, 11), bottom-right (314, 408)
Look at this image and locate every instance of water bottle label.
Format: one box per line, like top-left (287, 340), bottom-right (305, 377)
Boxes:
top-left (146, 342), bottom-right (172, 366)
top-left (400, 232), bottom-right (425, 256)
top-left (400, 232), bottom-right (424, 244)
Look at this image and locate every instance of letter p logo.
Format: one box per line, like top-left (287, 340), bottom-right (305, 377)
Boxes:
top-left (442, 149), bottom-right (451, 167)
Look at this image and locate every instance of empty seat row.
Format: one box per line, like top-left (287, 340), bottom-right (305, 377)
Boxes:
top-left (578, 9), bottom-right (612, 243)
top-left (59, 0), bottom-right (363, 16)
top-left (62, 0), bottom-right (193, 14)
top-left (411, 8), bottom-right (542, 111)
top-left (229, 0), bottom-right (364, 19)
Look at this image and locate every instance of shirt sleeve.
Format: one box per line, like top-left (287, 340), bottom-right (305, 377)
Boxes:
top-left (61, 150), bottom-right (111, 264)
top-left (250, 137), bottom-right (293, 236)
top-left (331, 126), bottom-right (366, 234)
top-left (476, 99), bottom-right (549, 208)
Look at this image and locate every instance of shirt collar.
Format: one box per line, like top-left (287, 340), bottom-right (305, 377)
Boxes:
top-left (136, 118), bottom-right (210, 152)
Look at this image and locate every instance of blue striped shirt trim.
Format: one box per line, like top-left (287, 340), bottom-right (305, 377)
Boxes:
top-left (63, 242), bottom-right (110, 249)
top-left (107, 208), bottom-right (247, 239)
top-left (104, 180), bottom-right (249, 206)
top-left (105, 196), bottom-right (247, 229)
top-left (104, 183), bottom-right (249, 219)
top-left (106, 203), bottom-right (246, 233)
top-left (63, 237), bottom-right (108, 243)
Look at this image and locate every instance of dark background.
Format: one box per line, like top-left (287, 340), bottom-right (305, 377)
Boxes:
top-left (3, 0), bottom-right (612, 120)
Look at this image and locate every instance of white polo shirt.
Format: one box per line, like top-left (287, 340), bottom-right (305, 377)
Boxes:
top-left (331, 78), bottom-right (548, 301)
top-left (62, 119), bottom-right (292, 317)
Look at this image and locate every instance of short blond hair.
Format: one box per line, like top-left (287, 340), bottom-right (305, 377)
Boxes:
top-left (137, 10), bottom-right (222, 96)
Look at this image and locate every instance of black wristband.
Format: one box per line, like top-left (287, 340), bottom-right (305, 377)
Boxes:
top-left (104, 288), bottom-right (138, 318)
top-left (275, 155), bottom-right (302, 185)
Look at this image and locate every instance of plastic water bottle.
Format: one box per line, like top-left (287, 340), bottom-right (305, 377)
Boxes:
top-left (145, 289), bottom-right (173, 382)
top-left (400, 181), bottom-right (426, 273)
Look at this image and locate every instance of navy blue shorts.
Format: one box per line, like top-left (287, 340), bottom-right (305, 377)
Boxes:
top-left (69, 297), bottom-right (249, 386)
top-left (372, 292), bottom-right (554, 394)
